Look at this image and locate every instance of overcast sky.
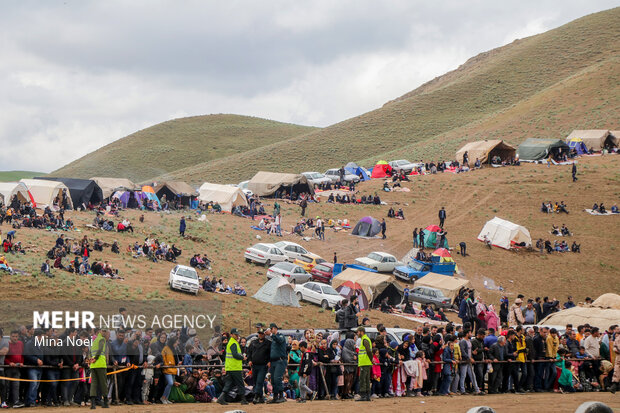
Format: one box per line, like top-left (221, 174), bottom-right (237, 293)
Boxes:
top-left (1, 1), bottom-right (616, 172)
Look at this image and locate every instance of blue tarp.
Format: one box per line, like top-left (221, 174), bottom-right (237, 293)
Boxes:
top-left (345, 162), bottom-right (370, 181)
top-left (333, 263), bottom-right (378, 276)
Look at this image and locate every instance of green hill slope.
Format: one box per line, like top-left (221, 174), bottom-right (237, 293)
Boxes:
top-left (50, 114), bottom-right (318, 182)
top-left (158, 7), bottom-right (619, 184)
top-left (0, 171), bottom-right (43, 182)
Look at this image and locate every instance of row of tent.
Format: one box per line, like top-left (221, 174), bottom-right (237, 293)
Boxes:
top-left (455, 130), bottom-right (618, 164)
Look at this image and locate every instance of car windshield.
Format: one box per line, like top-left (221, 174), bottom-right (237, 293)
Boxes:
top-left (274, 242), bottom-right (289, 249)
top-left (311, 173), bottom-right (323, 179)
top-left (321, 285), bottom-right (340, 295)
top-left (397, 160), bottom-right (409, 165)
top-left (254, 244), bottom-right (269, 252)
top-left (407, 260), bottom-right (425, 271)
top-left (314, 264), bottom-right (331, 273)
top-left (367, 253), bottom-right (383, 262)
top-left (297, 255), bottom-right (313, 263)
top-left (315, 258), bottom-right (326, 264)
top-left (176, 268), bottom-right (198, 279)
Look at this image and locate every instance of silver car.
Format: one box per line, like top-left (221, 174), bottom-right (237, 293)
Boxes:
top-left (266, 262), bottom-right (312, 284)
top-left (409, 286), bottom-right (452, 309)
top-left (389, 159), bottom-right (417, 173)
top-left (324, 168), bottom-right (360, 183)
top-left (302, 172), bottom-right (332, 187)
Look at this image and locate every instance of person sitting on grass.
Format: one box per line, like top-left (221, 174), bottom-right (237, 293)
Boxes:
top-left (233, 282), bottom-right (246, 296)
top-left (571, 242), bottom-right (581, 253)
top-left (611, 204), bottom-right (618, 214)
top-left (599, 203), bottom-right (606, 214)
top-left (111, 241), bottom-right (120, 254)
top-left (561, 224), bottom-right (570, 236)
top-left (396, 208), bottom-right (405, 219)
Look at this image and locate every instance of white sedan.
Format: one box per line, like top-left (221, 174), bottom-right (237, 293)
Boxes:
top-left (295, 282), bottom-right (344, 309)
top-left (244, 243), bottom-right (288, 267)
top-left (274, 241), bottom-right (319, 262)
top-left (354, 252), bottom-right (403, 272)
top-left (267, 262), bottom-right (312, 284)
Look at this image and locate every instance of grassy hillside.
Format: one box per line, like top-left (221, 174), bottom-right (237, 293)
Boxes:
top-left (0, 171), bottom-right (43, 182)
top-left (51, 114), bottom-right (318, 182)
top-left (158, 7), bottom-right (619, 184)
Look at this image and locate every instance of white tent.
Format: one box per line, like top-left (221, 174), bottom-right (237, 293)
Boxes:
top-left (198, 182), bottom-right (248, 212)
top-left (477, 217), bottom-right (531, 249)
top-left (253, 276), bottom-right (300, 307)
top-left (20, 179), bottom-right (73, 210)
top-left (0, 182), bottom-right (33, 207)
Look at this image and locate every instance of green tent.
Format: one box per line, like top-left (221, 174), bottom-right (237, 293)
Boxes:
top-left (422, 229), bottom-right (448, 249)
top-left (516, 138), bottom-right (569, 161)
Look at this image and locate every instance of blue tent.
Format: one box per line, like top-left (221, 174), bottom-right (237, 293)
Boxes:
top-left (567, 138), bottom-right (588, 155)
top-left (345, 162), bottom-right (370, 181)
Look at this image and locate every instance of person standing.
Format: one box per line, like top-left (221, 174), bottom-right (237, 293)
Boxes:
top-left (572, 162), bottom-right (577, 182)
top-left (412, 228), bottom-right (418, 248)
top-left (266, 323), bottom-right (287, 404)
top-left (356, 327), bottom-right (372, 402)
top-left (299, 197), bottom-right (307, 217)
top-left (217, 328), bottom-right (247, 406)
top-left (275, 213), bottom-right (282, 237)
top-left (333, 252), bottom-right (337, 264)
top-left (89, 329), bottom-right (110, 409)
top-left (380, 218), bottom-right (386, 240)
top-left (419, 228), bottom-right (425, 248)
top-left (610, 326), bottom-right (620, 393)
top-left (248, 328), bottom-right (271, 404)
top-left (179, 216), bottom-right (186, 237)
top-left (438, 207), bottom-right (446, 228)
top-left (459, 242), bottom-right (467, 257)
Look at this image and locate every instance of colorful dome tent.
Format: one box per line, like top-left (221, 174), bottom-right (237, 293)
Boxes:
top-left (477, 217), bottom-right (531, 249)
top-left (516, 138), bottom-right (570, 161)
top-left (35, 177), bottom-right (104, 209)
top-left (370, 161), bottom-right (392, 178)
top-left (0, 182), bottom-right (36, 208)
top-left (333, 268), bottom-right (404, 307)
top-left (141, 186), bottom-right (161, 208)
top-left (112, 190), bottom-right (146, 209)
top-left (566, 138), bottom-right (589, 155)
top-left (566, 130), bottom-right (618, 152)
top-left (352, 216), bottom-right (382, 238)
top-left (344, 162), bottom-right (370, 181)
top-left (198, 182), bottom-right (248, 212)
top-left (431, 248), bottom-right (458, 271)
top-left (422, 225), bottom-right (448, 249)
top-left (335, 280), bottom-right (370, 310)
top-left (456, 140), bottom-right (516, 165)
top-left (253, 276), bottom-right (300, 307)
top-left (20, 179), bottom-right (73, 210)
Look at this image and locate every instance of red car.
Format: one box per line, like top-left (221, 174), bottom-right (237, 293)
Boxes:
top-left (310, 262), bottom-right (335, 284)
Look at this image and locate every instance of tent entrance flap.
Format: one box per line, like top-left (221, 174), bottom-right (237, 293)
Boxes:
top-left (374, 283), bottom-right (403, 306)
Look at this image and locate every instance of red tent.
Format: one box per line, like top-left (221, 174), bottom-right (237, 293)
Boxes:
top-left (425, 225), bottom-right (442, 232)
top-left (370, 161), bottom-right (392, 178)
top-left (432, 248), bottom-right (452, 258)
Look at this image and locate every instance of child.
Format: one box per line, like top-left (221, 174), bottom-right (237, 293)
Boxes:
top-left (142, 355), bottom-right (156, 404)
top-left (371, 348), bottom-right (381, 398)
top-left (558, 360), bottom-right (575, 393)
top-left (198, 371), bottom-right (216, 402)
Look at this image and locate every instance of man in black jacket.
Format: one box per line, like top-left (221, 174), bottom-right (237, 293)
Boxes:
top-left (24, 329), bottom-right (44, 407)
top-left (61, 328), bottom-right (82, 406)
top-left (297, 341), bottom-right (316, 402)
top-left (248, 329), bottom-right (271, 404)
top-left (488, 336), bottom-right (506, 394)
top-left (471, 329), bottom-right (486, 392)
top-left (438, 207), bottom-right (447, 228)
top-left (532, 327), bottom-right (548, 391)
top-left (343, 297), bottom-right (359, 329)
top-left (524, 327), bottom-right (536, 391)
top-left (541, 297), bottom-right (559, 319)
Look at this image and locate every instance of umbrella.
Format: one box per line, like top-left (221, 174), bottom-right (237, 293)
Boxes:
top-left (336, 281), bottom-right (370, 310)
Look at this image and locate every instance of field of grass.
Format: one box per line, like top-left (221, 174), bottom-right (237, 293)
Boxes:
top-left (51, 114), bottom-right (318, 183)
top-left (157, 7), bottom-right (619, 185)
top-left (2, 155), bottom-right (618, 334)
top-left (0, 171), bottom-right (43, 182)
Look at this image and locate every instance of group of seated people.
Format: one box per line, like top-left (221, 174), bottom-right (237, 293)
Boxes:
top-left (592, 203), bottom-right (619, 214)
top-left (128, 239), bottom-right (182, 263)
top-left (190, 254), bottom-right (212, 270)
top-left (551, 224), bottom-right (572, 237)
top-left (201, 277), bottom-right (246, 295)
top-left (387, 207), bottom-right (404, 219)
top-left (326, 192), bottom-right (356, 203)
top-left (541, 201), bottom-right (569, 214)
top-left (398, 296), bottom-right (449, 322)
top-left (536, 238), bottom-right (580, 253)
top-left (316, 181), bottom-right (356, 191)
top-left (198, 201), bottom-right (223, 213)
top-left (2, 237), bottom-right (25, 255)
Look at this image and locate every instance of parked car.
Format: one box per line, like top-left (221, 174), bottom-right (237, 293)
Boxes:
top-left (294, 282), bottom-right (343, 309)
top-left (266, 262), bottom-right (312, 284)
top-left (310, 262), bottom-right (335, 284)
top-left (274, 241), bottom-right (319, 262)
top-left (388, 159), bottom-right (417, 174)
top-left (294, 255), bottom-right (327, 272)
top-left (324, 168), bottom-right (360, 183)
top-left (244, 243), bottom-right (287, 267)
top-left (393, 259), bottom-right (456, 282)
top-left (302, 172), bottom-right (332, 187)
top-left (354, 252), bottom-right (402, 272)
top-left (408, 286), bottom-right (452, 309)
top-left (236, 180), bottom-right (253, 197)
top-left (168, 265), bottom-right (200, 295)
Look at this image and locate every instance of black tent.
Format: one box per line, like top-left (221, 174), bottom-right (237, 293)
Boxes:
top-left (35, 177), bottom-right (104, 209)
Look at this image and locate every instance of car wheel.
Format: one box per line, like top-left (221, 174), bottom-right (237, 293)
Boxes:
top-left (264, 259), bottom-right (271, 267)
top-left (245, 258), bottom-right (251, 263)
top-left (321, 300), bottom-right (329, 309)
top-left (373, 267), bottom-right (378, 271)
top-left (296, 292), bottom-right (303, 300)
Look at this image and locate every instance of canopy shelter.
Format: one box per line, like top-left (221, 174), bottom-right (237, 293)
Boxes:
top-left (20, 179), bottom-right (73, 210)
top-left (566, 130), bottom-right (618, 152)
top-left (516, 138), bottom-right (569, 161)
top-left (344, 162), bottom-right (370, 181)
top-left (141, 186), bottom-right (161, 208)
top-left (154, 181), bottom-right (198, 207)
top-left (539, 302), bottom-right (620, 331)
top-left (333, 268), bottom-right (404, 307)
top-left (0, 182), bottom-right (36, 208)
top-left (414, 273), bottom-right (471, 304)
top-left (35, 177), bottom-right (103, 209)
top-left (592, 293), bottom-right (620, 310)
top-left (422, 225), bottom-right (448, 249)
top-left (351, 216), bottom-right (381, 238)
top-left (370, 160), bottom-right (392, 178)
top-left (456, 139), bottom-right (516, 165)
top-left (90, 177), bottom-right (140, 199)
top-left (335, 280), bottom-right (370, 310)
top-left (566, 138), bottom-right (589, 155)
top-left (248, 171), bottom-right (314, 197)
top-left (477, 217), bottom-right (531, 249)
top-left (198, 182), bottom-right (248, 212)
top-left (253, 276), bottom-right (300, 307)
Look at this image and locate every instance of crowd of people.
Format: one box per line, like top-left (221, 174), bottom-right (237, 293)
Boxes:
top-left (541, 201), bottom-right (569, 214)
top-left (535, 238), bottom-right (580, 254)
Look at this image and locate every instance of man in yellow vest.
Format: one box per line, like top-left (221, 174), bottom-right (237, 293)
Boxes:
top-left (217, 328), bottom-right (247, 406)
top-left (356, 326), bottom-right (372, 402)
top-left (89, 328), bottom-right (110, 409)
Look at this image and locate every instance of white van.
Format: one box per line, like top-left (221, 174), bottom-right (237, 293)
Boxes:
top-left (169, 265), bottom-right (200, 295)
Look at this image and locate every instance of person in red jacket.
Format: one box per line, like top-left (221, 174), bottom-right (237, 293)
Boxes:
top-left (5, 330), bottom-right (24, 408)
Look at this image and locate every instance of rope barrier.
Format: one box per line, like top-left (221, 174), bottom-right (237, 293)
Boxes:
top-left (0, 365), bottom-right (135, 383)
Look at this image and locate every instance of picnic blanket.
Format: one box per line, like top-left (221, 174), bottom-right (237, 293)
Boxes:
top-left (584, 209), bottom-right (616, 216)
